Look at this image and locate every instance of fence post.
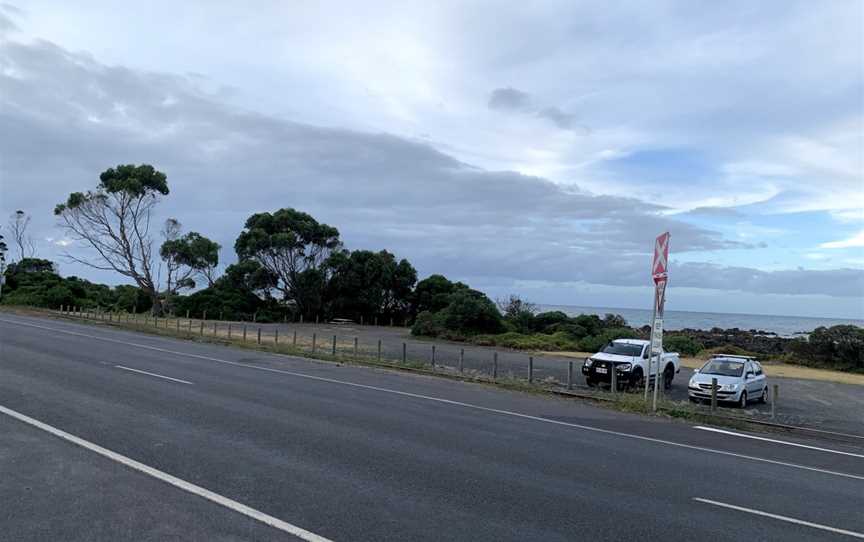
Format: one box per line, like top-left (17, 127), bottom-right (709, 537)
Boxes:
top-left (353, 337), bottom-right (358, 360)
top-left (377, 339), bottom-right (382, 362)
top-left (360, 315), bottom-right (364, 326)
top-left (374, 316), bottom-right (378, 327)
top-left (257, 327), bottom-right (262, 344)
top-left (220, 311), bottom-right (224, 321)
top-left (213, 322), bottom-right (217, 336)
top-left (243, 325), bottom-right (247, 342)
top-left (611, 363), bottom-right (617, 394)
top-left (312, 333), bottom-right (317, 353)
top-left (402, 342), bottom-right (407, 364)
top-left (711, 377), bottom-right (718, 412)
top-left (188, 318), bottom-right (192, 332)
top-left (460, 348), bottom-right (464, 373)
top-left (293, 330), bottom-right (297, 346)
top-left (771, 384), bottom-right (778, 419)
top-left (203, 310), bottom-right (207, 321)
top-left (228, 323), bottom-right (232, 339)
top-left (186, 310), bottom-right (190, 319)
top-left (332, 335), bottom-right (337, 355)
top-left (200, 321), bottom-right (204, 335)
top-left (176, 318), bottom-right (180, 332)
top-left (529, 356), bottom-right (534, 383)
top-left (316, 314), bottom-right (319, 324)
top-left (300, 314), bottom-right (304, 324)
top-left (567, 361), bottom-right (573, 390)
top-left (275, 328), bottom-right (279, 344)
top-left (390, 317), bottom-right (394, 327)
top-left (431, 345), bottom-right (436, 368)
top-left (493, 352), bottom-right (498, 380)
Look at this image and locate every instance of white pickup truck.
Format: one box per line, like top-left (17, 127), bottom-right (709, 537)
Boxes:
top-left (581, 338), bottom-right (680, 390)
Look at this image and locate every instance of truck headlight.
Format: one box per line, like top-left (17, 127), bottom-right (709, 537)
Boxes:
top-left (584, 358), bottom-right (594, 367)
top-left (616, 363), bottom-right (632, 372)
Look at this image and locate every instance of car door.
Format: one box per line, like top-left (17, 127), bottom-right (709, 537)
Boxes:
top-left (745, 361), bottom-right (760, 395)
top-left (753, 362), bottom-right (767, 395)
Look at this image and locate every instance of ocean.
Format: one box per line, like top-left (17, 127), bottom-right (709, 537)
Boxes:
top-left (538, 305), bottom-right (864, 337)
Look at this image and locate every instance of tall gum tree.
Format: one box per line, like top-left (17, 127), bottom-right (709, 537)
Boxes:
top-left (54, 164), bottom-right (168, 313)
top-left (234, 208), bottom-right (341, 317)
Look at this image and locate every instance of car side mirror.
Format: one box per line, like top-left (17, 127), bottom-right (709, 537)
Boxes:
top-left (745, 372), bottom-right (754, 379)
top-left (693, 368), bottom-right (699, 374)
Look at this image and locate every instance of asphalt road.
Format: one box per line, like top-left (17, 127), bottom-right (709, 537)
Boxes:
top-left (1, 312), bottom-right (863, 541)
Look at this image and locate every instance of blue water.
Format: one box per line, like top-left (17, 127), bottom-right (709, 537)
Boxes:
top-left (539, 305), bottom-right (864, 337)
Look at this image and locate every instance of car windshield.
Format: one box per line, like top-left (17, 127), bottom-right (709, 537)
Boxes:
top-left (700, 360), bottom-right (745, 377)
top-left (601, 342), bottom-right (643, 357)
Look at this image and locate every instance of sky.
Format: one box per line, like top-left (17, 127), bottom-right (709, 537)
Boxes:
top-left (0, 0), bottom-right (862, 319)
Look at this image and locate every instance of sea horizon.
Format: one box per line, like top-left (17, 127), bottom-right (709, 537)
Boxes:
top-left (538, 303), bottom-right (864, 337)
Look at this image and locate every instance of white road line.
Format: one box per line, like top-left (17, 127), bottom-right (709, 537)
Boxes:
top-left (693, 497), bottom-right (864, 539)
top-left (0, 403), bottom-right (333, 542)
top-left (4, 317), bottom-right (864, 482)
top-left (115, 365), bottom-right (194, 385)
top-left (693, 426), bottom-right (864, 459)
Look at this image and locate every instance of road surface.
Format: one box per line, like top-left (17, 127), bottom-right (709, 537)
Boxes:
top-left (1, 312), bottom-right (862, 541)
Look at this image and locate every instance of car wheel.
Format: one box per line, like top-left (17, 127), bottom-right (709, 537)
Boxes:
top-left (738, 390), bottom-right (748, 408)
top-left (663, 365), bottom-right (674, 390)
top-left (688, 396), bottom-right (698, 404)
top-left (758, 387), bottom-right (768, 404)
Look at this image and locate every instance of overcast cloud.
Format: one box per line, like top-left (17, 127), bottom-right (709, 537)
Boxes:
top-left (0, 1), bottom-right (862, 318)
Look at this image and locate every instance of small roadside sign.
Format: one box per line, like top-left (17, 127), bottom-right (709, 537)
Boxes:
top-left (651, 318), bottom-right (664, 354)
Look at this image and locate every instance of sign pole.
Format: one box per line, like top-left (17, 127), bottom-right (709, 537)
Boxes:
top-left (651, 279), bottom-right (667, 412)
top-left (644, 299), bottom-right (657, 401)
top-left (646, 232), bottom-right (670, 406)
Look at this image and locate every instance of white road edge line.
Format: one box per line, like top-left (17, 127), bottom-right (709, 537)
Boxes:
top-left (0, 403), bottom-right (333, 542)
top-left (114, 365), bottom-right (194, 385)
top-left (693, 497), bottom-right (864, 539)
top-left (4, 317), bottom-right (864, 482)
top-left (693, 425), bottom-right (864, 459)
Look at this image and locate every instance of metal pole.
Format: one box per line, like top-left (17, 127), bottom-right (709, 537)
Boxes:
top-left (644, 304), bottom-right (657, 402)
top-left (431, 345), bottom-right (436, 368)
top-left (459, 349), bottom-right (464, 373)
top-left (528, 356), bottom-right (534, 383)
top-left (353, 337), bottom-right (358, 360)
top-left (200, 321), bottom-right (204, 335)
top-left (332, 335), bottom-right (336, 355)
top-left (274, 328), bottom-right (279, 344)
top-left (293, 330), bottom-right (297, 346)
top-left (312, 333), bottom-right (317, 353)
top-left (228, 323), bottom-right (232, 339)
top-left (377, 339), bottom-right (382, 362)
top-left (402, 342), bottom-right (406, 363)
top-left (711, 377), bottom-right (718, 412)
top-left (243, 325), bottom-right (247, 342)
top-left (568, 361), bottom-right (573, 390)
top-left (213, 322), bottom-right (217, 336)
top-left (611, 362), bottom-right (617, 394)
top-left (257, 327), bottom-right (262, 344)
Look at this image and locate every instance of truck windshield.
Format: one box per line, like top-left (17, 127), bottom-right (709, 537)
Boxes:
top-left (601, 343), bottom-right (643, 357)
top-left (700, 360), bottom-right (745, 377)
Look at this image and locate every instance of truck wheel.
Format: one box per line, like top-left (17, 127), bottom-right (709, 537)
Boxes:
top-left (586, 378), bottom-right (597, 388)
top-left (663, 365), bottom-right (674, 390)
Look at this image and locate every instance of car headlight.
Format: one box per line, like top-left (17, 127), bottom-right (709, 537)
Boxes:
top-left (584, 358), bottom-right (594, 367)
top-left (722, 383), bottom-right (739, 391)
top-left (616, 363), bottom-right (632, 372)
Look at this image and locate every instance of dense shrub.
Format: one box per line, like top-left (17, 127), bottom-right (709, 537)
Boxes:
top-left (664, 335), bottom-right (705, 356)
top-left (469, 331), bottom-right (578, 351)
top-left (788, 325), bottom-right (864, 372)
top-left (577, 327), bottom-right (638, 353)
top-left (532, 311), bottom-right (570, 331)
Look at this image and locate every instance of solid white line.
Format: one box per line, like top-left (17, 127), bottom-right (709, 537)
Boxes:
top-left (114, 365), bottom-right (194, 385)
top-left (693, 497), bottom-right (864, 539)
top-left (693, 426), bottom-right (864, 459)
top-left (0, 403), bottom-right (333, 542)
top-left (4, 317), bottom-right (864, 482)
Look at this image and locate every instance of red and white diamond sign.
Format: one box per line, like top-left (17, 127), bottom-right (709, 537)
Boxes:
top-left (652, 232), bottom-right (670, 282)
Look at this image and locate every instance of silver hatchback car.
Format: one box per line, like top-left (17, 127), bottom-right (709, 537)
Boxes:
top-left (688, 355), bottom-right (768, 408)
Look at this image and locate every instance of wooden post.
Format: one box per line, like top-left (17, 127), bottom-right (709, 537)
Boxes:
top-left (360, 315), bottom-right (364, 326)
top-left (711, 377), bottom-right (718, 412)
top-left (529, 356), bottom-right (534, 383)
top-left (312, 333), bottom-right (317, 353)
top-left (243, 325), bottom-right (247, 342)
top-left (213, 322), bottom-right (217, 336)
top-left (353, 337), bottom-right (358, 360)
top-left (771, 384), bottom-right (778, 419)
top-left (493, 352), bottom-right (498, 380)
top-left (460, 348), bottom-right (464, 373)
top-left (402, 342), bottom-right (406, 364)
top-left (611, 363), bottom-right (617, 394)
top-left (275, 328), bottom-right (279, 344)
top-left (257, 327), bottom-right (261, 344)
top-left (228, 324), bottom-right (232, 339)
top-left (377, 339), bottom-right (382, 362)
top-left (293, 330), bottom-right (297, 346)
top-left (176, 318), bottom-right (180, 332)
top-left (203, 310), bottom-right (207, 321)
top-left (331, 335), bottom-right (337, 355)
top-left (431, 345), bottom-right (436, 368)
top-left (199, 321), bottom-right (204, 335)
top-left (567, 361), bottom-right (573, 390)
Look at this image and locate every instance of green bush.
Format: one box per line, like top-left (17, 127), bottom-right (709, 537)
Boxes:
top-left (664, 335), bottom-right (705, 356)
top-left (788, 325), bottom-right (864, 372)
top-left (469, 331), bottom-right (578, 351)
top-left (577, 327), bottom-right (638, 353)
